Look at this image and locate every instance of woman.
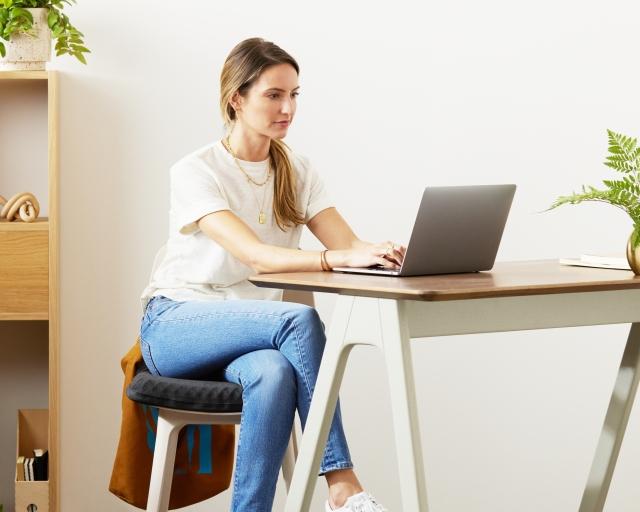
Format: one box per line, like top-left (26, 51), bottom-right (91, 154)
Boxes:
top-left (139, 37), bottom-right (405, 512)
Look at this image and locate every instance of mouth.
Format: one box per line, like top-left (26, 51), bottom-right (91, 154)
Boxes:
top-left (275, 120), bottom-right (290, 126)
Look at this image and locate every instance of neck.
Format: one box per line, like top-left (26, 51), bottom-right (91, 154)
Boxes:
top-left (226, 125), bottom-right (271, 162)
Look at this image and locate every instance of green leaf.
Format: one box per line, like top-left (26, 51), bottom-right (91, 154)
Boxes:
top-left (73, 49), bottom-right (86, 64)
top-left (0, 40), bottom-right (5, 56)
top-left (10, 7), bottom-right (32, 22)
top-left (47, 9), bottom-right (57, 27)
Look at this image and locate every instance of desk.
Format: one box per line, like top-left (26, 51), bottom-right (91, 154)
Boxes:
top-left (249, 259), bottom-right (640, 512)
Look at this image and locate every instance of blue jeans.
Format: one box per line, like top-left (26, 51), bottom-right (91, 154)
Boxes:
top-left (139, 295), bottom-right (353, 512)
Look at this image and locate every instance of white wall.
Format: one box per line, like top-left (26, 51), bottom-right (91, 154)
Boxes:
top-left (52, 0), bottom-right (640, 510)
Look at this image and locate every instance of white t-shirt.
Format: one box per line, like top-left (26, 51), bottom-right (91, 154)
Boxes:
top-left (139, 139), bottom-right (333, 313)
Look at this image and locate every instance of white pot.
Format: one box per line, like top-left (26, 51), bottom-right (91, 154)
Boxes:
top-left (0, 8), bottom-right (52, 71)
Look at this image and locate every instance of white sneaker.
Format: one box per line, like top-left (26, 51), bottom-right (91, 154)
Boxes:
top-left (325, 491), bottom-right (388, 512)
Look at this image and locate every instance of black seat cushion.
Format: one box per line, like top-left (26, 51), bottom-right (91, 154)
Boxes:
top-left (126, 360), bottom-right (243, 413)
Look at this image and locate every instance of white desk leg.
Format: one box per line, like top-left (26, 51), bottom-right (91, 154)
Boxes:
top-left (379, 299), bottom-right (429, 511)
top-left (579, 322), bottom-right (640, 512)
top-left (284, 295), bottom-right (356, 512)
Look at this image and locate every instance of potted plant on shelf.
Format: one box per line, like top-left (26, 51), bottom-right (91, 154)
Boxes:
top-left (0, 0), bottom-right (89, 70)
top-left (543, 129), bottom-right (640, 274)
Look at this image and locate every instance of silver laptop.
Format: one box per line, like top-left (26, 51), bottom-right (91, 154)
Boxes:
top-left (332, 184), bottom-right (516, 277)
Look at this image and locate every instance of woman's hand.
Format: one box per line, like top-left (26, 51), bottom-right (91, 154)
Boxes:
top-left (327, 241), bottom-right (407, 270)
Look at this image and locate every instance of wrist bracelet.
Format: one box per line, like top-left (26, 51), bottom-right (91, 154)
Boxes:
top-left (321, 250), bottom-right (332, 271)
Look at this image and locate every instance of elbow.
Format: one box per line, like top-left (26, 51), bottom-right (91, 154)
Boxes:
top-left (248, 255), bottom-right (264, 274)
top-left (251, 262), bottom-right (268, 274)
top-left (248, 247), bottom-right (269, 274)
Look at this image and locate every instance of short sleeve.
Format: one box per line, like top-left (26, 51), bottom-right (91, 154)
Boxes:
top-left (303, 158), bottom-right (334, 223)
top-left (170, 159), bottom-right (230, 235)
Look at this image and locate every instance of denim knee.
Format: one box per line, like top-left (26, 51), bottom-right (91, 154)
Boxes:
top-left (288, 305), bottom-right (326, 337)
top-left (235, 350), bottom-right (297, 396)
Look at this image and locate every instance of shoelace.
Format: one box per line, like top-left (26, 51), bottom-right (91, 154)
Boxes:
top-left (349, 493), bottom-right (388, 512)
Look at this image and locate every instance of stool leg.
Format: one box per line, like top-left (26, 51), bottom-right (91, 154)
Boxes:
top-left (147, 411), bottom-right (182, 512)
top-left (281, 425), bottom-right (299, 492)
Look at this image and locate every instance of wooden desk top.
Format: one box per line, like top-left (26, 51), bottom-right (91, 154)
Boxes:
top-left (249, 259), bottom-right (640, 301)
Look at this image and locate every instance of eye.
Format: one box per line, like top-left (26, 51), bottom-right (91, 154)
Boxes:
top-left (268, 92), bottom-right (300, 99)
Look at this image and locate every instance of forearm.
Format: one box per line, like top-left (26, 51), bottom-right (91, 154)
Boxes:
top-left (251, 243), bottom-right (347, 274)
top-left (349, 238), bottom-right (371, 250)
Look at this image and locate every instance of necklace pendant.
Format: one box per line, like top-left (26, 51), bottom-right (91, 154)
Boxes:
top-left (259, 211), bottom-right (266, 224)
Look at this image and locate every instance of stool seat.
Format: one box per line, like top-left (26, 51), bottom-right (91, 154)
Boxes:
top-left (126, 361), bottom-right (243, 413)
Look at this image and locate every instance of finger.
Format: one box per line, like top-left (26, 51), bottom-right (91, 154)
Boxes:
top-left (384, 253), bottom-right (402, 265)
top-left (391, 242), bottom-right (407, 258)
top-left (387, 246), bottom-right (404, 264)
top-left (377, 257), bottom-right (397, 268)
top-left (376, 243), bottom-right (403, 266)
top-left (390, 247), bottom-right (403, 262)
top-left (380, 255), bottom-right (401, 268)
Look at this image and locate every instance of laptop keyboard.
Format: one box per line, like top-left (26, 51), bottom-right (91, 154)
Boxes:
top-left (368, 265), bottom-right (400, 274)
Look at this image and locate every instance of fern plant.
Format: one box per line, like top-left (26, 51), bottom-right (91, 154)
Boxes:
top-left (544, 130), bottom-right (640, 249)
top-left (0, 0), bottom-right (89, 64)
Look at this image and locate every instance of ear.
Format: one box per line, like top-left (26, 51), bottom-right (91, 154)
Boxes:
top-left (230, 91), bottom-right (244, 112)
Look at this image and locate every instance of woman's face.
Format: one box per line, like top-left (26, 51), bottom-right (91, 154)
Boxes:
top-left (232, 63), bottom-right (299, 139)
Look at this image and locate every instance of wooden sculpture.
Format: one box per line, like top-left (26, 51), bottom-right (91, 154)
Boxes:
top-left (0, 192), bottom-right (41, 222)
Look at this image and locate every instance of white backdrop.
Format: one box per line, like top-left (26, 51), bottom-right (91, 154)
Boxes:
top-left (51, 0), bottom-right (640, 510)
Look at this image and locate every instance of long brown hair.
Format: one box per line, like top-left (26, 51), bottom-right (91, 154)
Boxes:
top-left (220, 37), bottom-right (305, 231)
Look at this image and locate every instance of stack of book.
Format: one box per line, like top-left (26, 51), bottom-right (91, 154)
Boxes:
top-left (559, 254), bottom-right (631, 270)
top-left (16, 449), bottom-right (48, 482)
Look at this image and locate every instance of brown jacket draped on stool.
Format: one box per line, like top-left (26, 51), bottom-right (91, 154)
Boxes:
top-left (109, 338), bottom-right (235, 509)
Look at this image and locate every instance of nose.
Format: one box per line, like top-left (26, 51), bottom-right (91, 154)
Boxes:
top-left (281, 97), bottom-right (294, 115)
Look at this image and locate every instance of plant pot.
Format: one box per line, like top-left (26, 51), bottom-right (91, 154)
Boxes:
top-left (626, 227), bottom-right (640, 275)
top-left (0, 8), bottom-right (51, 71)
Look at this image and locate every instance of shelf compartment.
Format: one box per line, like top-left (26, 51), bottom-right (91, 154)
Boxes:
top-left (15, 481), bottom-right (49, 512)
top-left (0, 229), bottom-right (48, 320)
top-left (15, 409), bottom-right (49, 512)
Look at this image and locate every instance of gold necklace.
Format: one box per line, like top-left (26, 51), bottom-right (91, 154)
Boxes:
top-left (223, 137), bottom-right (272, 224)
top-left (253, 176), bottom-right (271, 225)
top-left (224, 137), bottom-right (271, 186)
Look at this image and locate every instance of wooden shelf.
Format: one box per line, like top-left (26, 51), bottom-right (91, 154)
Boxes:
top-left (0, 70), bottom-right (58, 511)
top-left (0, 70), bottom-right (49, 80)
top-left (0, 218), bottom-right (49, 231)
top-left (0, 312), bottom-right (48, 321)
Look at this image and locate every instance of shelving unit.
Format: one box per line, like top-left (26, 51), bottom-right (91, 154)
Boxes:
top-left (0, 70), bottom-right (58, 512)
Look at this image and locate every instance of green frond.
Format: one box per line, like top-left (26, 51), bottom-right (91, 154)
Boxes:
top-left (543, 184), bottom-right (640, 220)
top-left (605, 154), bottom-right (635, 172)
top-left (602, 178), bottom-right (640, 195)
top-left (606, 129), bottom-right (639, 172)
top-left (608, 129), bottom-right (637, 155)
top-left (531, 129), bottom-right (640, 223)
